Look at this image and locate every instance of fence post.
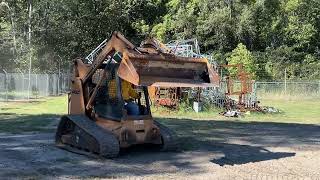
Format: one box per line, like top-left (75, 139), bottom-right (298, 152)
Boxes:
top-left (35, 74), bottom-right (38, 99)
top-left (253, 81), bottom-right (257, 101)
top-left (5, 70), bottom-right (8, 102)
top-left (27, 72), bottom-right (31, 101)
top-left (284, 68), bottom-right (287, 95)
top-left (16, 70), bottom-right (25, 100)
top-left (1, 69), bottom-right (8, 102)
top-left (57, 73), bottom-right (60, 95)
top-left (46, 73), bottom-right (49, 96)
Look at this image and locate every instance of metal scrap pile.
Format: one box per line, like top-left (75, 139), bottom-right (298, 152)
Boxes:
top-left (146, 37), bottom-right (280, 115)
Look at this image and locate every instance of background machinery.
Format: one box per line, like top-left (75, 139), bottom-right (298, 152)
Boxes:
top-left (148, 38), bottom-right (219, 108)
top-left (220, 64), bottom-right (258, 112)
top-left (55, 32), bottom-right (219, 158)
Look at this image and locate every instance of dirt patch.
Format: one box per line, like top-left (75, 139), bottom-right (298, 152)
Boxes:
top-left (0, 119), bottom-right (320, 179)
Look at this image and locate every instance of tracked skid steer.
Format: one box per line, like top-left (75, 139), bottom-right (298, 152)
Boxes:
top-left (55, 32), bottom-right (219, 158)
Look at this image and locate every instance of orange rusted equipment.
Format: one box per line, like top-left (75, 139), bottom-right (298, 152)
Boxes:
top-left (55, 32), bottom-right (219, 158)
top-left (151, 87), bottom-right (181, 108)
top-left (221, 64), bottom-right (255, 111)
top-left (145, 39), bottom-right (219, 109)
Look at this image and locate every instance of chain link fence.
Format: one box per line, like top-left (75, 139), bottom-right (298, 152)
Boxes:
top-left (255, 81), bottom-right (320, 99)
top-left (0, 71), bottom-right (70, 101)
top-left (1, 69), bottom-right (319, 103)
top-left (199, 80), bottom-right (320, 109)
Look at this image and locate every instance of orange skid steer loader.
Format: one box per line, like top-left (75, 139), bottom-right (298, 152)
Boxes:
top-left (55, 32), bottom-right (219, 158)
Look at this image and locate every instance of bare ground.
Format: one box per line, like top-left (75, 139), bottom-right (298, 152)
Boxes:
top-left (0, 117), bottom-right (320, 180)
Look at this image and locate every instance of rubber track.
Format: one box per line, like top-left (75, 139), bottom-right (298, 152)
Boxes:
top-left (56, 115), bottom-right (119, 158)
top-left (154, 120), bottom-right (180, 151)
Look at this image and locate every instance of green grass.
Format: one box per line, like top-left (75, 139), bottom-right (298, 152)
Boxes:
top-left (0, 95), bottom-right (67, 115)
top-left (0, 96), bottom-right (67, 133)
top-left (0, 91), bottom-right (47, 100)
top-left (0, 95), bottom-right (319, 134)
top-left (250, 99), bottom-right (320, 124)
top-left (153, 99), bottom-right (320, 124)
top-left (258, 93), bottom-right (320, 101)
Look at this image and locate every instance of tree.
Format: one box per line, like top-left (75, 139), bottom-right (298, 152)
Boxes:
top-left (283, 0), bottom-right (319, 51)
top-left (227, 43), bottom-right (256, 77)
top-left (0, 0), bottom-right (319, 80)
top-left (0, 19), bottom-right (14, 70)
top-left (0, 0), bottom-right (168, 72)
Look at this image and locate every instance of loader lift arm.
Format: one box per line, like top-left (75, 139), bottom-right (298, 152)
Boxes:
top-left (76, 32), bottom-right (140, 112)
top-left (74, 31), bottom-right (219, 113)
top-left (82, 32), bottom-right (137, 84)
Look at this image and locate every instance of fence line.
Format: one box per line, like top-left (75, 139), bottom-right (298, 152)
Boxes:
top-left (255, 81), bottom-right (320, 98)
top-left (201, 80), bottom-right (320, 108)
top-left (0, 72), bottom-right (70, 101)
top-left (0, 71), bottom-right (319, 102)
top-left (215, 80), bottom-right (320, 97)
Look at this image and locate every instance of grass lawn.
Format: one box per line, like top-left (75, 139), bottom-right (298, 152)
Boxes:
top-left (0, 96), bottom-right (67, 133)
top-left (0, 95), bottom-right (319, 134)
top-left (152, 99), bottom-right (320, 124)
top-left (0, 96), bottom-right (67, 115)
top-left (248, 99), bottom-right (320, 124)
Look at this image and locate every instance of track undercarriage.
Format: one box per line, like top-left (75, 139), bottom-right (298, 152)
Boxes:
top-left (55, 115), bottom-right (179, 158)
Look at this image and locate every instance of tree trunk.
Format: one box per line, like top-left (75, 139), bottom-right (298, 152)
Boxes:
top-left (27, 0), bottom-right (32, 100)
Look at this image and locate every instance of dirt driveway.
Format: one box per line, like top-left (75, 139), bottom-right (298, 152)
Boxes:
top-left (0, 118), bottom-right (320, 180)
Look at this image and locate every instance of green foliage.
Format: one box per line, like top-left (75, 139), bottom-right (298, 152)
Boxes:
top-left (283, 0), bottom-right (318, 50)
top-left (151, 0), bottom-right (320, 80)
top-left (263, 46), bottom-right (306, 80)
top-left (0, 0), bottom-right (319, 80)
top-left (227, 43), bottom-right (256, 77)
top-left (0, 0), bottom-right (168, 73)
top-left (0, 16), bottom-right (14, 70)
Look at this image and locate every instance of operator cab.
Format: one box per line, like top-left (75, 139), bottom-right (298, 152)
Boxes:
top-left (92, 61), bottom-right (151, 121)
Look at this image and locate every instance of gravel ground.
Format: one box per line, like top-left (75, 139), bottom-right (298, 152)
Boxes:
top-left (0, 119), bottom-right (320, 180)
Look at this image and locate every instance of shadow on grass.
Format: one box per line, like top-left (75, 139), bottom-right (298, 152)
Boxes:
top-left (0, 113), bottom-right (60, 133)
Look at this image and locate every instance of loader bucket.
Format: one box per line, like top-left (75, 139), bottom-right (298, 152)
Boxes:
top-left (117, 52), bottom-right (219, 87)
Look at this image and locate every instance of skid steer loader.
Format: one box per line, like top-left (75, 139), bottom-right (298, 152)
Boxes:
top-left (55, 32), bottom-right (219, 158)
